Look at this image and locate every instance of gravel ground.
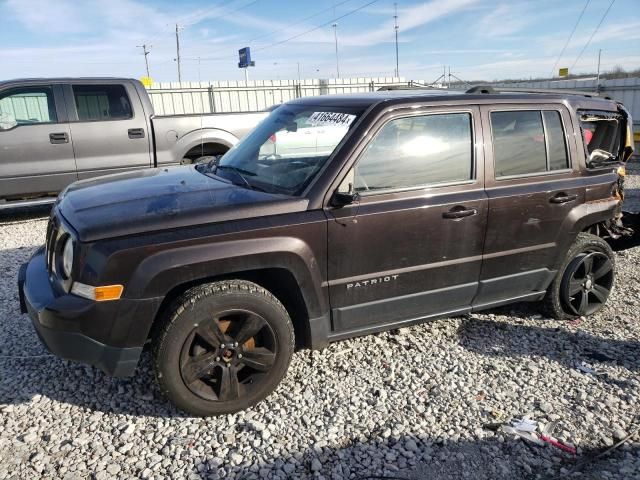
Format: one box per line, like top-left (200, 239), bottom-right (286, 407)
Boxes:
top-left (1, 165), bottom-right (639, 480)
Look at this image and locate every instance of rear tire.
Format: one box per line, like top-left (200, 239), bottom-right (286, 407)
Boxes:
top-left (153, 280), bottom-right (294, 416)
top-left (543, 233), bottom-right (615, 320)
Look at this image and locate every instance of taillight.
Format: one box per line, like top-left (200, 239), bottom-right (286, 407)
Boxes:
top-left (269, 134), bottom-right (276, 143)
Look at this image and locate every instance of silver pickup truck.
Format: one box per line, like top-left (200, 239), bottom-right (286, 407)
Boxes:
top-left (0, 77), bottom-right (267, 208)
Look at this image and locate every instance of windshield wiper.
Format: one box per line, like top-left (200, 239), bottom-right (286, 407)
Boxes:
top-left (214, 165), bottom-right (265, 192)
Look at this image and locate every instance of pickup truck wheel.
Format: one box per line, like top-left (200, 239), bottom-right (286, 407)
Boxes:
top-left (543, 233), bottom-right (615, 320)
top-left (153, 280), bottom-right (294, 416)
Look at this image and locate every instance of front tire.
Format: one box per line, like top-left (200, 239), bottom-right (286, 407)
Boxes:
top-left (543, 233), bottom-right (615, 320)
top-left (153, 280), bottom-right (294, 416)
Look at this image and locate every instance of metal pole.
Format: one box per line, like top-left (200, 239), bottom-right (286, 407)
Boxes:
top-left (144, 46), bottom-right (151, 78)
top-left (244, 67), bottom-right (249, 82)
top-left (137, 44), bottom-right (151, 77)
top-left (448, 66), bottom-right (451, 88)
top-left (394, 3), bottom-right (399, 77)
top-left (297, 62), bottom-right (301, 83)
top-left (175, 24), bottom-right (182, 83)
top-left (596, 49), bottom-right (602, 91)
top-left (332, 23), bottom-right (340, 78)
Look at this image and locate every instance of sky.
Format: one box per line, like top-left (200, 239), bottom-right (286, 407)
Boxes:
top-left (1, 0), bottom-right (639, 83)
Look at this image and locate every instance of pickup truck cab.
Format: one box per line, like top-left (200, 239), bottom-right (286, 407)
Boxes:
top-left (0, 77), bottom-right (266, 209)
top-left (19, 87), bottom-right (633, 416)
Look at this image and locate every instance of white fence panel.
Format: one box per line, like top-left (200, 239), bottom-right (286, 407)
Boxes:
top-left (146, 77), bottom-right (407, 115)
top-left (146, 75), bottom-right (639, 152)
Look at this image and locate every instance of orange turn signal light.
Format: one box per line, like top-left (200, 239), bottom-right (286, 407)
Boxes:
top-left (94, 285), bottom-right (124, 301)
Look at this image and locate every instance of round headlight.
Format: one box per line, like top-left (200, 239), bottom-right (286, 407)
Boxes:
top-left (62, 236), bottom-right (74, 279)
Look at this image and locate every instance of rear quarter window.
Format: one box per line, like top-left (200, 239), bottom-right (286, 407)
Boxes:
top-left (490, 109), bottom-right (569, 178)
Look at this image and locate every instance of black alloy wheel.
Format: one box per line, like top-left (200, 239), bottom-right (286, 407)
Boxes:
top-left (561, 251), bottom-right (614, 316)
top-left (153, 280), bottom-right (294, 416)
top-left (543, 233), bottom-right (616, 320)
top-left (179, 310), bottom-right (277, 402)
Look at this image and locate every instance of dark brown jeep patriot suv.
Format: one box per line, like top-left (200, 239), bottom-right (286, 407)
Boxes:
top-left (18, 86), bottom-right (634, 416)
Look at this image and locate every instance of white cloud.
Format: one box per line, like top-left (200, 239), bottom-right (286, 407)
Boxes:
top-left (341, 0), bottom-right (479, 46)
top-left (476, 3), bottom-right (531, 38)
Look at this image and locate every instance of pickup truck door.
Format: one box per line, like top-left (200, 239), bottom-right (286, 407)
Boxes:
top-left (63, 82), bottom-right (152, 179)
top-left (0, 84), bottom-right (76, 199)
top-left (326, 107), bottom-right (487, 338)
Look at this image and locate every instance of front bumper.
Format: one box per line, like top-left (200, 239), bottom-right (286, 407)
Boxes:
top-left (18, 247), bottom-right (155, 377)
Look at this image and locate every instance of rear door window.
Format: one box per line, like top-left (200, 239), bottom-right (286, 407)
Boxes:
top-left (354, 112), bottom-right (473, 192)
top-left (491, 110), bottom-right (569, 177)
top-left (72, 84), bottom-right (133, 121)
top-left (0, 86), bottom-right (57, 130)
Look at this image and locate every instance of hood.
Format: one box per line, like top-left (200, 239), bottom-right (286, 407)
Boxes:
top-left (57, 166), bottom-right (308, 242)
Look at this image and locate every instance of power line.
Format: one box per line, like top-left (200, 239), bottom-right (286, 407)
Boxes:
top-left (141, 0), bottom-right (251, 47)
top-left (177, 0), bottom-right (236, 27)
top-left (549, 0), bottom-right (591, 76)
top-left (246, 0), bottom-right (354, 43)
top-left (570, 0), bottom-right (615, 71)
top-left (253, 0), bottom-right (380, 52)
top-left (198, 0), bottom-right (378, 62)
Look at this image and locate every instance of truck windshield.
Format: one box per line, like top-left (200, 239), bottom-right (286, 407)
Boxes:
top-left (210, 104), bottom-right (362, 195)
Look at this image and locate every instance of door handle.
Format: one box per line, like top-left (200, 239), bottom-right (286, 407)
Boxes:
top-left (442, 206), bottom-right (478, 219)
top-left (49, 132), bottom-right (69, 144)
top-left (549, 193), bottom-right (578, 204)
top-left (128, 128), bottom-right (145, 139)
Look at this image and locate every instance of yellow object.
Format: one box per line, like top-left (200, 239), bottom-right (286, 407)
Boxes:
top-left (617, 165), bottom-right (626, 177)
top-left (559, 68), bottom-right (569, 77)
top-left (95, 285), bottom-right (124, 301)
top-left (140, 76), bottom-right (153, 88)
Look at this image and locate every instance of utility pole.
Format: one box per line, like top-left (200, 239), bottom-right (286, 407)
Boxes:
top-left (596, 49), bottom-right (602, 91)
top-left (448, 66), bottom-right (451, 88)
top-left (332, 23), bottom-right (340, 78)
top-left (175, 24), bottom-right (182, 83)
top-left (394, 3), bottom-right (399, 78)
top-left (137, 44), bottom-right (151, 77)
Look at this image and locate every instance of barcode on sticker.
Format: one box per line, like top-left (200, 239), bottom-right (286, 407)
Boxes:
top-left (308, 112), bottom-right (356, 127)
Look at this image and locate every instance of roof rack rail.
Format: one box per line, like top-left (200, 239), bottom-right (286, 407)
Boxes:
top-left (465, 85), bottom-right (612, 100)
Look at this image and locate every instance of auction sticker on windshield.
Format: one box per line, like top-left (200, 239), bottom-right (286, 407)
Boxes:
top-left (308, 112), bottom-right (356, 127)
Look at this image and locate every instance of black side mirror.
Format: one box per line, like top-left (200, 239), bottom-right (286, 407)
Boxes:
top-left (285, 122), bottom-right (298, 132)
top-left (331, 184), bottom-right (359, 207)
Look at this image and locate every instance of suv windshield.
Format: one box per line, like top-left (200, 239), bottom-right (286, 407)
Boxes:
top-left (205, 104), bottom-right (362, 195)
